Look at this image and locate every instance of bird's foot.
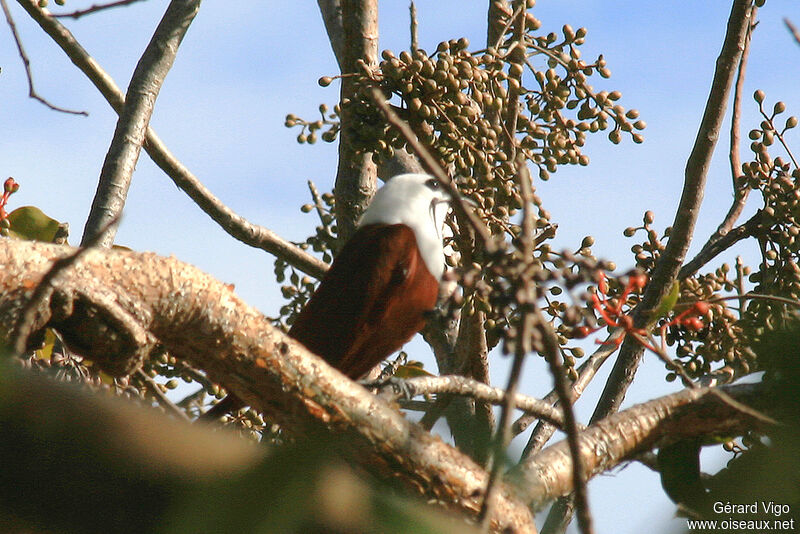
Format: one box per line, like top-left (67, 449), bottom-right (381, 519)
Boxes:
top-left (359, 375), bottom-right (415, 400)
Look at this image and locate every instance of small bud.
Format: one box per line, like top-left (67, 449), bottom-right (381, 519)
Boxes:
top-left (318, 76), bottom-right (334, 87)
top-left (754, 90), bottom-right (765, 103)
top-left (643, 210), bottom-right (655, 224)
top-left (4, 177), bottom-right (17, 193)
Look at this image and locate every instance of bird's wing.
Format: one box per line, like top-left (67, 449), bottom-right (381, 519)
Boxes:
top-left (288, 224), bottom-right (434, 378)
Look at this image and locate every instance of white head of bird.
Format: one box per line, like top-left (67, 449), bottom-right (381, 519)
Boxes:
top-left (359, 173), bottom-right (450, 280)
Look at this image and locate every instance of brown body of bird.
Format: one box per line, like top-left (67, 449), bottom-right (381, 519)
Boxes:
top-left (201, 174), bottom-right (449, 420)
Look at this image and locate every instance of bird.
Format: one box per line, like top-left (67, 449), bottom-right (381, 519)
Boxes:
top-left (201, 173), bottom-right (450, 420)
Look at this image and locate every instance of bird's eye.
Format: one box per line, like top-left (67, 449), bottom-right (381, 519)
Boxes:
top-left (425, 178), bottom-right (442, 190)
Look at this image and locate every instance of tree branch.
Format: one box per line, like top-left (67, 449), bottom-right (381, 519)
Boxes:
top-left (1, 0), bottom-right (87, 115)
top-left (51, 0), bottom-right (146, 19)
top-left (10, 215), bottom-right (120, 355)
top-left (332, 0), bottom-right (379, 242)
top-left (785, 18), bottom-right (800, 46)
top-left (383, 374), bottom-right (565, 428)
top-left (590, 0), bottom-right (754, 422)
top-left (81, 0), bottom-right (201, 246)
top-left (680, 5), bottom-right (759, 280)
top-left (515, 329), bottom-right (622, 450)
top-left (17, 0), bottom-right (327, 279)
top-left (0, 239), bottom-right (536, 533)
top-left (679, 209), bottom-right (764, 279)
top-left (512, 382), bottom-right (773, 511)
top-left (317, 0), bottom-right (344, 70)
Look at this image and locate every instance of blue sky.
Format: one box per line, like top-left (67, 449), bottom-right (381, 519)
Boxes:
top-left (2, 2), bottom-right (799, 532)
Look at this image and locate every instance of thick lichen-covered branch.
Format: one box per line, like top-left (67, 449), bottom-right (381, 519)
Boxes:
top-left (0, 239), bottom-right (536, 533)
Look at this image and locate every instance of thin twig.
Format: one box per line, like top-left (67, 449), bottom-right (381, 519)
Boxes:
top-left (515, 328), bottom-right (623, 456)
top-left (51, 0), bottom-right (146, 19)
top-left (409, 0), bottom-right (418, 52)
top-left (370, 88), bottom-right (495, 250)
top-left (785, 18), bottom-right (800, 46)
top-left (10, 216), bottom-right (120, 355)
top-left (680, 209), bottom-right (763, 278)
top-left (136, 369), bottom-right (191, 422)
top-left (717, 8), bottom-right (757, 237)
top-left (478, 155), bottom-right (534, 530)
top-left (1, 0), bottom-right (87, 115)
top-left (17, 1), bottom-right (328, 279)
top-left (539, 306), bottom-right (594, 534)
top-left (757, 101), bottom-right (799, 169)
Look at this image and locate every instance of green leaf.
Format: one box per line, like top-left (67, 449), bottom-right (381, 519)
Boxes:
top-left (651, 280), bottom-right (680, 322)
top-left (5, 206), bottom-right (62, 242)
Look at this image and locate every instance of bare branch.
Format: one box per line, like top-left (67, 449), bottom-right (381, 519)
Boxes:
top-left (785, 18), bottom-right (800, 46)
top-left (591, 0), bottom-right (754, 422)
top-left (1, 0), bottom-right (87, 115)
top-left (680, 207), bottom-right (763, 278)
top-left (51, 0), bottom-right (146, 19)
top-left (381, 375), bottom-right (566, 428)
top-left (81, 0), bottom-right (201, 247)
top-left (720, 8), bottom-right (757, 234)
top-left (409, 1), bottom-right (418, 51)
top-left (317, 0), bottom-right (344, 69)
top-left (332, 0), bottom-right (379, 242)
top-left (512, 382), bottom-right (773, 510)
top-left (516, 329), bottom-right (623, 455)
top-left (17, 0), bottom-right (327, 279)
top-left (681, 6), bottom-right (759, 280)
top-left (0, 239), bottom-right (537, 533)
